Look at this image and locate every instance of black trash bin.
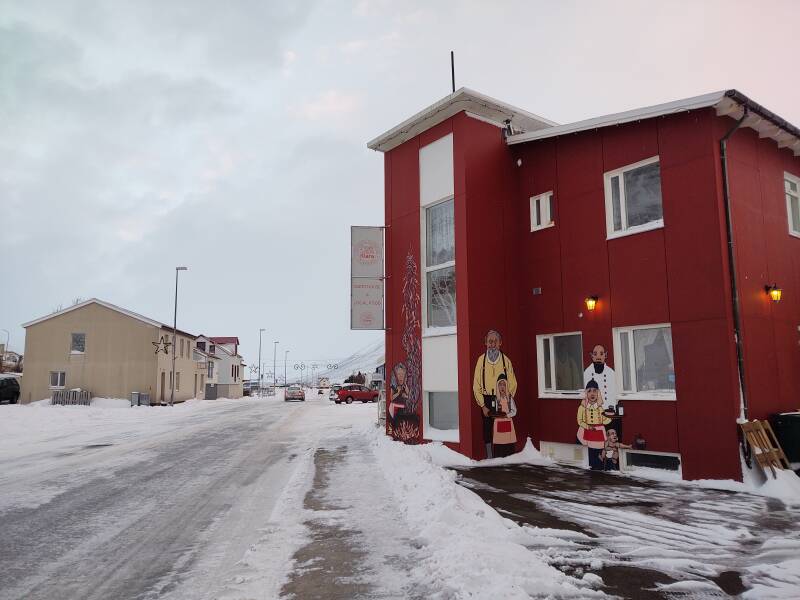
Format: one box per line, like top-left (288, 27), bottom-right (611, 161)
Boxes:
top-left (770, 412), bottom-right (800, 463)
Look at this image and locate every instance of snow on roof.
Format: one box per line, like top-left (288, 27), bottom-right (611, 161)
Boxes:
top-left (507, 89), bottom-right (800, 157)
top-left (367, 87), bottom-right (556, 153)
top-left (21, 298), bottom-right (199, 338)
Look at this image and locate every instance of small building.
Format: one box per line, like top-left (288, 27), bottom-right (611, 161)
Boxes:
top-left (196, 336), bottom-right (244, 398)
top-left (369, 88), bottom-right (800, 481)
top-left (20, 298), bottom-right (206, 404)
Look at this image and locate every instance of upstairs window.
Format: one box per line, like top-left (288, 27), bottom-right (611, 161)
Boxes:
top-left (530, 191), bottom-right (555, 231)
top-left (604, 157), bottom-right (663, 238)
top-left (197, 341), bottom-right (206, 351)
top-left (423, 198), bottom-right (456, 330)
top-left (180, 338), bottom-right (184, 358)
top-left (71, 333), bottom-right (85, 353)
top-left (786, 172), bottom-right (800, 237)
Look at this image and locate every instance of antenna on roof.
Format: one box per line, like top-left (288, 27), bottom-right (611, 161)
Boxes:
top-left (450, 51), bottom-right (455, 93)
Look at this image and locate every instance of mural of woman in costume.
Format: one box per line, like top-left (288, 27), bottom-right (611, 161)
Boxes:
top-left (388, 362), bottom-right (410, 428)
top-left (577, 379), bottom-right (612, 470)
top-left (492, 373), bottom-right (517, 457)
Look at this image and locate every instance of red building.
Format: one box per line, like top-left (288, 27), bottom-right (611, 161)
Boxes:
top-left (369, 88), bottom-right (800, 481)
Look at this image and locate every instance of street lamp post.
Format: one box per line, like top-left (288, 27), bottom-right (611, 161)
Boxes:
top-left (284, 350), bottom-right (289, 386)
top-left (170, 266), bottom-right (188, 406)
top-left (273, 341), bottom-right (278, 392)
top-left (258, 328), bottom-right (265, 395)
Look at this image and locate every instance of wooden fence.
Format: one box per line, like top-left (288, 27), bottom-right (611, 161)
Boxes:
top-left (51, 390), bottom-right (92, 406)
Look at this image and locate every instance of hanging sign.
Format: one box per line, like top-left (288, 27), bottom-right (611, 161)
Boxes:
top-left (351, 277), bottom-right (384, 330)
top-left (351, 226), bottom-right (384, 278)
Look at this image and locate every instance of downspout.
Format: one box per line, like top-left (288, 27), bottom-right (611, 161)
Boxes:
top-left (719, 107), bottom-right (749, 425)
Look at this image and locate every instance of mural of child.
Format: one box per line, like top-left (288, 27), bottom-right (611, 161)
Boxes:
top-left (492, 373), bottom-right (517, 457)
top-left (577, 379), bottom-right (612, 470)
top-left (602, 428), bottom-right (632, 471)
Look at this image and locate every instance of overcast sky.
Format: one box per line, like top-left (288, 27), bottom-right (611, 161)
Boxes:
top-left (1, 0), bottom-right (798, 374)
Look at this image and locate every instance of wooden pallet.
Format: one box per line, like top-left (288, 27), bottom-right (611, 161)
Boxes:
top-left (740, 420), bottom-right (791, 478)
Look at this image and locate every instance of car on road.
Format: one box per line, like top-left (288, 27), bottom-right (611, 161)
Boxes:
top-left (284, 385), bottom-right (305, 402)
top-left (334, 384), bottom-right (379, 404)
top-left (0, 375), bottom-right (20, 404)
top-left (328, 384), bottom-right (342, 401)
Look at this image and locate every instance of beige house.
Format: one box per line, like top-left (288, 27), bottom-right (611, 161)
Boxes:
top-left (20, 299), bottom-right (208, 404)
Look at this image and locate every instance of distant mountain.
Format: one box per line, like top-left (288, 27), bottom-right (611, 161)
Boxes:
top-left (318, 338), bottom-right (384, 383)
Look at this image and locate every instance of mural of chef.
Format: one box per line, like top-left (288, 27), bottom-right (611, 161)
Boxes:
top-left (583, 344), bottom-right (617, 409)
top-left (472, 329), bottom-right (517, 459)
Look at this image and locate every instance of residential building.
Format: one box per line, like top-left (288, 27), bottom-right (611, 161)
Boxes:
top-left (196, 336), bottom-right (244, 398)
top-left (369, 88), bottom-right (800, 481)
top-left (21, 299), bottom-right (206, 404)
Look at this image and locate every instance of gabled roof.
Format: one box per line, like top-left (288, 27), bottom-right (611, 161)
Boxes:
top-left (506, 89), bottom-right (800, 156)
top-left (22, 298), bottom-right (199, 338)
top-left (367, 87), bottom-right (557, 153)
top-left (210, 336), bottom-right (239, 345)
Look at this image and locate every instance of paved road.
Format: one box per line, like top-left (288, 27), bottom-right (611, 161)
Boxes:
top-left (0, 399), bottom-right (306, 600)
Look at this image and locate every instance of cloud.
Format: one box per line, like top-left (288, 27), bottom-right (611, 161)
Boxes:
top-left (289, 89), bottom-right (362, 121)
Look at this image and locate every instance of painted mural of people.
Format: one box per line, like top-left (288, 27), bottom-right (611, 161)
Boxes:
top-left (472, 329), bottom-right (517, 459)
top-left (602, 428), bottom-right (631, 471)
top-left (577, 379), bottom-right (612, 470)
top-left (388, 362), bottom-right (410, 428)
top-left (492, 373), bottom-right (517, 457)
top-left (583, 344), bottom-right (617, 409)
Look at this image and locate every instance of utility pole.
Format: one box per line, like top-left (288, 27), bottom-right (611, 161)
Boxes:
top-left (170, 266), bottom-right (188, 406)
top-left (258, 328), bottom-right (265, 395)
top-left (450, 50), bottom-right (455, 93)
top-left (273, 341), bottom-right (278, 392)
top-left (284, 350), bottom-right (289, 386)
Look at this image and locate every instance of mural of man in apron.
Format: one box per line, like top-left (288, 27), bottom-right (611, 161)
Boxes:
top-left (472, 329), bottom-right (517, 459)
top-left (577, 379), bottom-right (612, 470)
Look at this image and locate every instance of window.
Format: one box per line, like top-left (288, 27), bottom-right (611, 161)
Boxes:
top-left (180, 339), bottom-right (184, 358)
top-left (530, 191), bottom-right (555, 231)
top-left (49, 371), bottom-right (66, 388)
top-left (208, 362), bottom-right (214, 378)
top-left (176, 372), bottom-right (181, 391)
top-left (614, 324), bottom-right (675, 398)
top-left (197, 341), bottom-right (206, 351)
top-left (423, 198), bottom-right (456, 330)
top-left (786, 172), bottom-right (800, 237)
top-left (604, 156), bottom-right (663, 238)
top-left (537, 333), bottom-right (583, 395)
top-left (428, 392), bottom-right (459, 431)
top-left (209, 344), bottom-right (216, 354)
top-left (71, 333), bottom-right (85, 353)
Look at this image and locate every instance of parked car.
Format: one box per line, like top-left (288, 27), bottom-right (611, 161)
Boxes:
top-left (284, 384), bottom-right (305, 402)
top-left (328, 384), bottom-right (342, 401)
top-left (335, 384), bottom-right (379, 404)
top-left (0, 375), bottom-right (20, 404)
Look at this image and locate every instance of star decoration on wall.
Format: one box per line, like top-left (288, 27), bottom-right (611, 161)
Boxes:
top-left (153, 336), bottom-right (172, 355)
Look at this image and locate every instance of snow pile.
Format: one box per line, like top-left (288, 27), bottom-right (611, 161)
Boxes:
top-left (367, 428), bottom-right (604, 599)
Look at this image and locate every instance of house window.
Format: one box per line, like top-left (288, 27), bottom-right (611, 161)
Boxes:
top-left (71, 333), bottom-right (85, 353)
top-left (604, 156), bottom-right (663, 238)
top-left (209, 344), bottom-right (216, 354)
top-left (423, 197), bottom-right (456, 330)
top-left (197, 341), bottom-right (206, 351)
top-left (169, 371), bottom-right (173, 390)
top-left (180, 338), bottom-right (184, 358)
top-left (49, 371), bottom-right (66, 388)
top-left (176, 371), bottom-right (181, 391)
top-left (530, 191), bottom-right (555, 231)
top-left (428, 391), bottom-right (459, 430)
top-left (786, 172), bottom-right (800, 237)
top-left (614, 324), bottom-right (675, 398)
top-left (536, 333), bottom-right (583, 395)
top-left (208, 362), bottom-right (214, 378)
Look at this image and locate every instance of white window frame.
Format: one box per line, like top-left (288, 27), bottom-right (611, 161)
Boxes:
top-left (423, 390), bottom-right (459, 442)
top-left (613, 322), bottom-right (676, 401)
top-left (604, 156), bottom-right (664, 240)
top-left (785, 171), bottom-right (800, 238)
top-left (530, 191), bottom-right (555, 232)
top-left (536, 331), bottom-right (584, 399)
top-left (421, 196), bottom-right (456, 337)
top-left (49, 371), bottom-right (66, 389)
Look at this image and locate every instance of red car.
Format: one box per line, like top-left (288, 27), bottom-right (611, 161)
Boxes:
top-left (335, 384), bottom-right (379, 404)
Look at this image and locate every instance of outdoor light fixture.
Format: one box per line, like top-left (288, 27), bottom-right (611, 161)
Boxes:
top-left (585, 296), bottom-right (598, 311)
top-left (765, 284), bottom-right (782, 303)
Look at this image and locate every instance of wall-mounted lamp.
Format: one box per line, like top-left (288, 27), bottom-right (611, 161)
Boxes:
top-left (765, 284), bottom-right (782, 303)
top-left (585, 296), bottom-right (599, 311)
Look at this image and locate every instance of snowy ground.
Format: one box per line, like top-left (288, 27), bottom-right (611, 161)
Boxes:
top-left (1, 394), bottom-right (798, 599)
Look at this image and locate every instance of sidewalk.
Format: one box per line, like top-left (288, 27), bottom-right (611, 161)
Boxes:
top-left (452, 462), bottom-right (800, 599)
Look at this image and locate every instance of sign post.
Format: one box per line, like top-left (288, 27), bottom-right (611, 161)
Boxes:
top-left (350, 226), bottom-right (385, 331)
